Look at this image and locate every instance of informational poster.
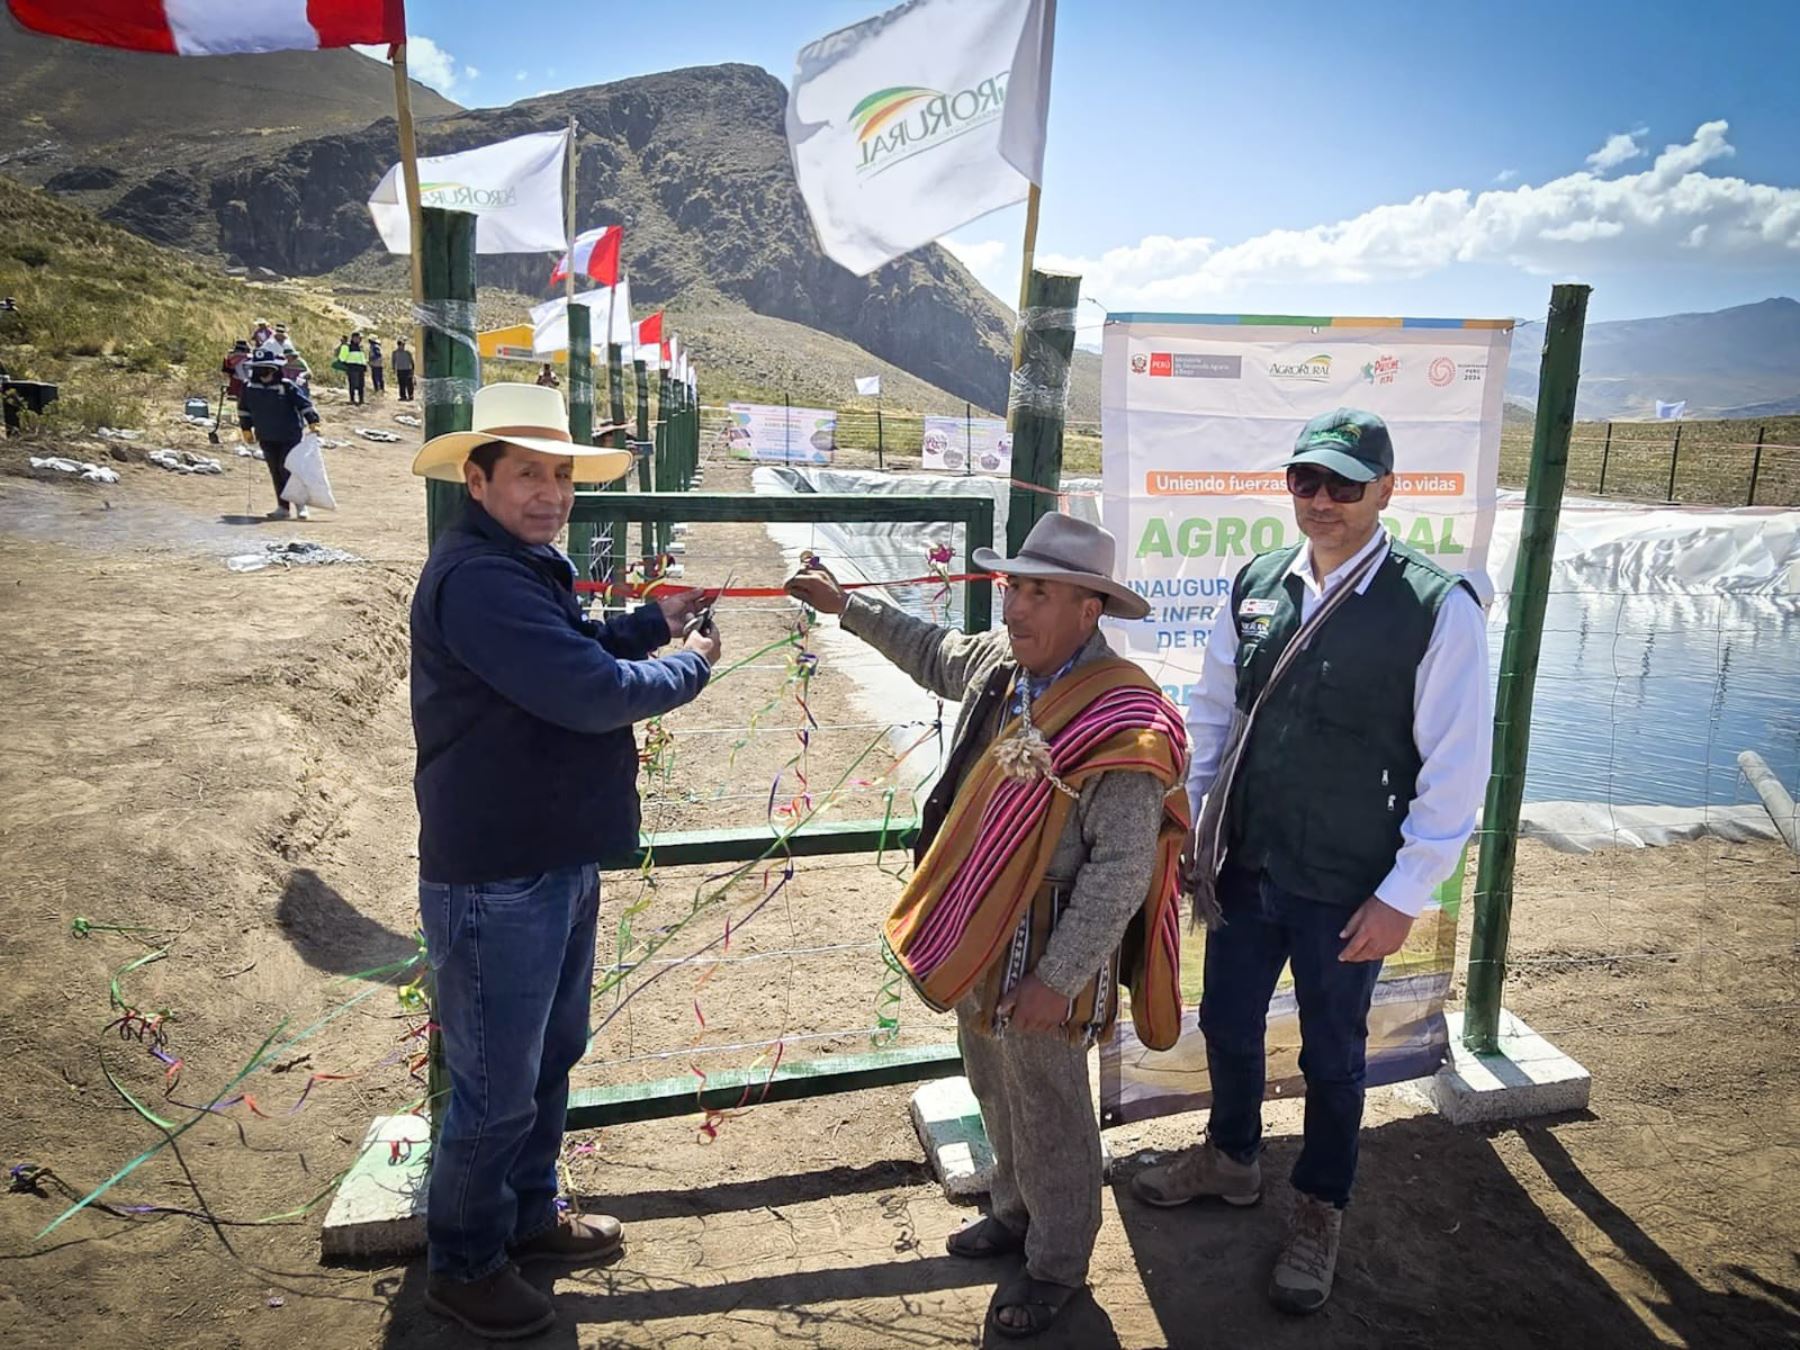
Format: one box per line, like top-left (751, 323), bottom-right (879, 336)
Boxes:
top-left (1096, 313), bottom-right (1513, 1127)
top-left (921, 414), bottom-right (1012, 475)
top-left (725, 403), bottom-right (838, 465)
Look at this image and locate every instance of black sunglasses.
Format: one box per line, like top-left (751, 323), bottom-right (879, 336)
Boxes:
top-left (1286, 464), bottom-right (1369, 504)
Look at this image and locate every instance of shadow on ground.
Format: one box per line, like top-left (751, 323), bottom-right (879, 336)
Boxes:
top-left (277, 867), bottom-right (416, 976)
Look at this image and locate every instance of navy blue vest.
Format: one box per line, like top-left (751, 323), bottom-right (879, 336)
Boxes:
top-left (410, 505), bottom-right (648, 883)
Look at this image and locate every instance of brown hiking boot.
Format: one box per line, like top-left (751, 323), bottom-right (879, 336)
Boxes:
top-left (1130, 1140), bottom-right (1262, 1208)
top-left (511, 1210), bottom-right (625, 1267)
top-left (424, 1264), bottom-right (555, 1340)
top-left (1269, 1191), bottom-right (1343, 1315)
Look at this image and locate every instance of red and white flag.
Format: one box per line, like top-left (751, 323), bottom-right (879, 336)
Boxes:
top-left (6, 0), bottom-right (403, 55)
top-left (632, 311), bottom-right (663, 366)
top-left (548, 226), bottom-right (621, 290)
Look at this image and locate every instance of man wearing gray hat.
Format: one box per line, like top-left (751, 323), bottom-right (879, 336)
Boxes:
top-left (788, 514), bottom-right (1190, 1340)
top-left (1133, 408), bottom-right (1491, 1315)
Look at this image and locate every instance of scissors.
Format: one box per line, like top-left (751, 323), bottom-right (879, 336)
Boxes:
top-left (686, 571), bottom-right (734, 637)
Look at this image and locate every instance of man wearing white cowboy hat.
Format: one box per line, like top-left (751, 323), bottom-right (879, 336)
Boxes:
top-left (409, 383), bottom-right (720, 1339)
top-left (787, 514), bottom-right (1190, 1341)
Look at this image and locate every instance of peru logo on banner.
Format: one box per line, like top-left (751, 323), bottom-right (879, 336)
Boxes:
top-left (6, 0), bottom-right (404, 55)
top-left (548, 226), bottom-right (622, 290)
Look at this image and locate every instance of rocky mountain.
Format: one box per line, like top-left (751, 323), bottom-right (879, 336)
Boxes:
top-left (0, 30), bottom-right (1018, 414)
top-left (1508, 297), bottom-right (1800, 420)
top-left (0, 15), bottom-right (460, 162)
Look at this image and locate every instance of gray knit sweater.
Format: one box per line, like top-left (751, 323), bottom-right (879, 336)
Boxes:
top-left (841, 594), bottom-right (1167, 997)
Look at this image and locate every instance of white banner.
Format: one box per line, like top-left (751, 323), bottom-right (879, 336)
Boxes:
top-left (726, 403), bottom-right (838, 465)
top-left (787, 0), bottom-right (1054, 276)
top-left (528, 277), bottom-right (633, 354)
top-left (921, 413), bottom-right (1012, 474)
top-left (855, 375), bottom-right (882, 397)
top-left (1100, 317), bottom-right (1513, 708)
top-left (1096, 312), bottom-right (1514, 1128)
top-left (369, 129), bottom-right (568, 255)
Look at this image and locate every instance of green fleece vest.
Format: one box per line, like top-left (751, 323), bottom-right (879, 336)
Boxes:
top-left (1226, 536), bottom-right (1474, 905)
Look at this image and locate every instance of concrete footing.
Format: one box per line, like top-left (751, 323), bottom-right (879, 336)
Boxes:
top-left (909, 1077), bottom-right (994, 1199)
top-left (1429, 1009), bottom-right (1592, 1125)
top-left (319, 1114), bottom-right (429, 1261)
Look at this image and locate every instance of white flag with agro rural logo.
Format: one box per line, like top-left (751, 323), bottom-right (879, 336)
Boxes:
top-left (787, 0), bottom-right (1055, 276)
top-left (369, 129), bottom-right (569, 256)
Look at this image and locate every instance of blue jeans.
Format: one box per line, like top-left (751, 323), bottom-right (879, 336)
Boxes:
top-left (1199, 866), bottom-right (1383, 1208)
top-left (419, 863), bottom-right (599, 1281)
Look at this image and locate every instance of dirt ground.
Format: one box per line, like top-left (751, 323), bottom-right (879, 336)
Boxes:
top-left (0, 382), bottom-right (1796, 1350)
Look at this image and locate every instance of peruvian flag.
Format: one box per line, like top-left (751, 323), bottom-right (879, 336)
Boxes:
top-left (633, 311), bottom-right (664, 348)
top-left (548, 226), bottom-right (621, 290)
top-left (5, 1), bottom-right (404, 55)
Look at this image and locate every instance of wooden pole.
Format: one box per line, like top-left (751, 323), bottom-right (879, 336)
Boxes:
top-left (876, 395), bottom-right (884, 470)
top-left (1596, 421), bottom-right (1612, 495)
top-left (1006, 269), bottom-right (1079, 555)
top-left (417, 205), bottom-right (478, 1141)
top-left (1747, 425), bottom-right (1765, 506)
top-left (1666, 423), bottom-right (1683, 502)
top-left (564, 118), bottom-right (578, 305)
top-left (1463, 282), bottom-right (1590, 1055)
top-left (391, 46), bottom-right (426, 355)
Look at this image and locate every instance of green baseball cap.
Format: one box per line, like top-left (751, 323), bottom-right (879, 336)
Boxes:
top-left (1286, 408), bottom-right (1394, 482)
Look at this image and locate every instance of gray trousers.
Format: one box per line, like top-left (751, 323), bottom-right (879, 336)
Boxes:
top-left (956, 996), bottom-right (1102, 1286)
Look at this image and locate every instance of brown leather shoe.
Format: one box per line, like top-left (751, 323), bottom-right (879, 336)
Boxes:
top-left (512, 1210), bottom-right (625, 1267)
top-left (424, 1264), bottom-right (555, 1340)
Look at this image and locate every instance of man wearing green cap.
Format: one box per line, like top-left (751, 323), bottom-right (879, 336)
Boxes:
top-left (1133, 407), bottom-right (1490, 1315)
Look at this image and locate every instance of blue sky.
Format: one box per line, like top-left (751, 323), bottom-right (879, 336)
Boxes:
top-left (389, 0), bottom-right (1800, 327)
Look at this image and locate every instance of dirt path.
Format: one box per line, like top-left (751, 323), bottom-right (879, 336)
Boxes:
top-left (0, 392), bottom-right (1795, 1349)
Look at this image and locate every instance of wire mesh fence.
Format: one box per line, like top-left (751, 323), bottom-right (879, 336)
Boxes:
top-left (1498, 416), bottom-right (1800, 507)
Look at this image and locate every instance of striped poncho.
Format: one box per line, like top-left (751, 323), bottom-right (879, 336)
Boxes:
top-left (884, 658), bottom-right (1191, 1051)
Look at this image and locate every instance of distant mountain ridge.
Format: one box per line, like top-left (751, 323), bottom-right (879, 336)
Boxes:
top-left (0, 23), bottom-right (1018, 414)
top-left (1508, 297), bottom-right (1800, 420)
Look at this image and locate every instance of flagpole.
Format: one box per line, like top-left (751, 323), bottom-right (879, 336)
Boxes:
top-left (564, 117), bottom-right (578, 306)
top-left (392, 43), bottom-right (426, 355)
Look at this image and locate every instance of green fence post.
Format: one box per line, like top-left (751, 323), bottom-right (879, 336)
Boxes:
top-left (1666, 423), bottom-right (1682, 503)
top-left (418, 204), bottom-right (478, 1142)
top-left (656, 365), bottom-right (673, 554)
top-left (1747, 425), bottom-right (1765, 506)
top-left (634, 357), bottom-right (653, 564)
top-left (606, 341), bottom-right (626, 449)
top-left (1596, 421), bottom-right (1612, 496)
top-left (564, 306), bottom-right (597, 576)
top-left (420, 206), bottom-right (477, 545)
top-left (1464, 282), bottom-right (1590, 1054)
top-left (1007, 269), bottom-right (1081, 554)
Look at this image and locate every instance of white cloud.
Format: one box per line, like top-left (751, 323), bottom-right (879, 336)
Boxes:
top-left (355, 36), bottom-right (466, 99)
top-left (1586, 127), bottom-right (1648, 172)
top-left (1494, 168), bottom-right (1519, 184)
top-left (516, 70), bottom-right (529, 82)
top-left (465, 66), bottom-right (481, 80)
top-left (1035, 122), bottom-right (1799, 309)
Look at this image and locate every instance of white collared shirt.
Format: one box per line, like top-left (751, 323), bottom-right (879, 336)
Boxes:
top-left (1184, 529), bottom-right (1492, 917)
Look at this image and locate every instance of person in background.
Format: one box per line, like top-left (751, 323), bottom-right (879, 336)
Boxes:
top-left (251, 316), bottom-right (273, 347)
top-left (1131, 408), bottom-right (1491, 1316)
top-left (368, 336), bottom-right (386, 395)
top-left (238, 346), bottom-right (321, 522)
top-left (337, 332), bottom-right (368, 406)
top-left (536, 363), bottom-right (560, 389)
top-left (392, 337), bottom-right (416, 402)
top-left (407, 382), bottom-right (718, 1340)
top-left (221, 339), bottom-right (252, 403)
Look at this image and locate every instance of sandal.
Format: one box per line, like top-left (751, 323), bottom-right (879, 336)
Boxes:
top-left (987, 1272), bottom-right (1083, 1339)
top-left (945, 1215), bottom-right (1026, 1259)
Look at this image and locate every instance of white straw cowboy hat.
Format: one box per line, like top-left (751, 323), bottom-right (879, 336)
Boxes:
top-left (411, 383), bottom-right (631, 484)
top-left (973, 513), bottom-right (1149, 621)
